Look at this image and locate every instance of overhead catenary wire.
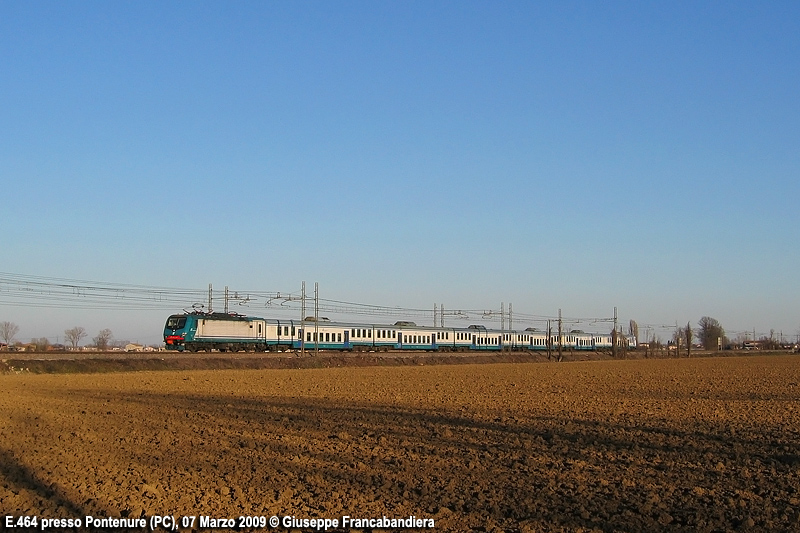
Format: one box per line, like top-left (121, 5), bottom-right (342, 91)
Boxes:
top-left (0, 272), bottom-right (645, 334)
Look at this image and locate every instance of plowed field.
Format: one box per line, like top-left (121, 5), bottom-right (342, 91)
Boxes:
top-left (2, 355), bottom-right (800, 532)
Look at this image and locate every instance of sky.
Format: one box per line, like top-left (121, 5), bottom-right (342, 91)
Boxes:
top-left (1, 1), bottom-right (798, 345)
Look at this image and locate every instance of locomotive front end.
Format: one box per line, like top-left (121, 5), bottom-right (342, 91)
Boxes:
top-left (164, 314), bottom-right (192, 351)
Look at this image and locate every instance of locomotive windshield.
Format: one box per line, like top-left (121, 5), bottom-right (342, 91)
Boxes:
top-left (166, 316), bottom-right (187, 330)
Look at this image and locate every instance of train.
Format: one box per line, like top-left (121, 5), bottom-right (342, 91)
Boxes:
top-left (163, 312), bottom-right (636, 353)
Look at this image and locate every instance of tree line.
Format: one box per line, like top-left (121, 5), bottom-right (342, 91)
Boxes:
top-left (0, 321), bottom-right (122, 351)
top-left (645, 316), bottom-right (796, 356)
top-left (667, 316), bottom-right (726, 357)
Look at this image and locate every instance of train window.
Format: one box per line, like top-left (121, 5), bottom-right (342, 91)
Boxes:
top-left (325, 333), bottom-right (330, 342)
top-left (338, 333), bottom-right (342, 342)
top-left (166, 316), bottom-right (187, 329)
top-left (285, 326), bottom-right (289, 336)
top-left (307, 332), bottom-right (311, 342)
top-left (291, 327), bottom-right (295, 336)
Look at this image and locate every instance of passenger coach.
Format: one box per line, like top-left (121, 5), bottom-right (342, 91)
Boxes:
top-left (163, 312), bottom-right (635, 353)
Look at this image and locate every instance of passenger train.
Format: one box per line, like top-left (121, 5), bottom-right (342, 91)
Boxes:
top-left (163, 312), bottom-right (636, 353)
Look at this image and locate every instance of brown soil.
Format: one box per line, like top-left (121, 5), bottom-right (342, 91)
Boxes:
top-left (1, 355), bottom-right (799, 532)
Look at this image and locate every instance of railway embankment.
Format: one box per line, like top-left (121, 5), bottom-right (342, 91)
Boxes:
top-left (0, 348), bottom-right (791, 374)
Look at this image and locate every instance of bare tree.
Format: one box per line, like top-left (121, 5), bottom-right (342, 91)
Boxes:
top-left (697, 316), bottom-right (725, 350)
top-left (64, 326), bottom-right (87, 349)
top-left (685, 322), bottom-right (693, 357)
top-left (1, 321), bottom-right (20, 347)
top-left (649, 333), bottom-right (663, 357)
top-left (32, 337), bottom-right (50, 352)
top-left (629, 320), bottom-right (639, 345)
top-left (672, 324), bottom-right (693, 357)
top-left (93, 328), bottom-right (113, 350)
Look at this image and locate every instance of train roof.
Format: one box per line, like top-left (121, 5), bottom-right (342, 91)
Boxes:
top-left (171, 312), bottom-right (627, 337)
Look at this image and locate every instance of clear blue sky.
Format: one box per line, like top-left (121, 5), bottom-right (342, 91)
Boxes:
top-left (1, 1), bottom-right (798, 344)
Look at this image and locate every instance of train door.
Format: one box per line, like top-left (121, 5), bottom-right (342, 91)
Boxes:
top-left (344, 330), bottom-right (350, 350)
top-left (398, 332), bottom-right (403, 348)
top-left (256, 320), bottom-right (266, 349)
